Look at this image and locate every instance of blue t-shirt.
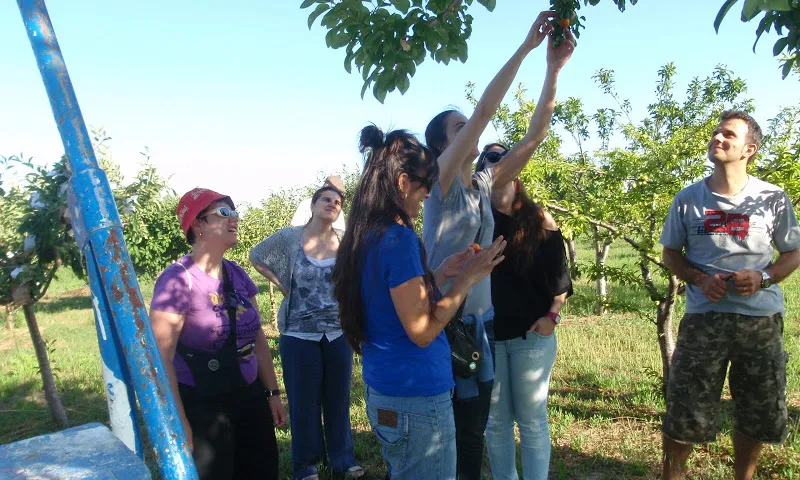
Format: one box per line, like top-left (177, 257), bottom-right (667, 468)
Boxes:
top-left (360, 224), bottom-right (454, 397)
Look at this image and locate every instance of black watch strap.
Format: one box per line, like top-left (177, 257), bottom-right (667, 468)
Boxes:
top-left (266, 389), bottom-right (281, 397)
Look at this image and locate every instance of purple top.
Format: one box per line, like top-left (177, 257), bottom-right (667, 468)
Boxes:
top-left (150, 255), bottom-right (261, 386)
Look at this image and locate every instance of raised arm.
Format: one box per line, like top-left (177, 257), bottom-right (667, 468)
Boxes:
top-left (492, 31), bottom-right (575, 188)
top-left (438, 11), bottom-right (555, 196)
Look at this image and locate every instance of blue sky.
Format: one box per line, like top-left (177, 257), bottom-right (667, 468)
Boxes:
top-left (1, 1), bottom-right (798, 206)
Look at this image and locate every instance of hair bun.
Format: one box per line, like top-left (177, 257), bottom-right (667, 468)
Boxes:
top-left (359, 124), bottom-right (384, 153)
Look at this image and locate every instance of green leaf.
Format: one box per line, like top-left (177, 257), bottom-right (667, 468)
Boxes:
top-left (321, 8), bottom-right (342, 28)
top-left (772, 36), bottom-right (789, 55)
top-left (397, 74), bottom-right (410, 94)
top-left (330, 32), bottom-right (351, 48)
top-left (761, 0), bottom-right (793, 10)
top-left (300, 0), bottom-right (319, 9)
top-left (781, 56), bottom-right (795, 79)
top-left (457, 42), bottom-right (468, 63)
top-left (752, 13), bottom-right (773, 51)
top-left (307, 3), bottom-right (329, 29)
top-left (741, 0), bottom-right (762, 21)
top-left (390, 0), bottom-right (411, 13)
top-left (714, 0), bottom-right (739, 32)
top-left (374, 84), bottom-right (388, 103)
top-left (344, 51), bottom-right (355, 74)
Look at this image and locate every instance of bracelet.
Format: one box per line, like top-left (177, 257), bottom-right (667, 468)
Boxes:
top-left (266, 389), bottom-right (281, 398)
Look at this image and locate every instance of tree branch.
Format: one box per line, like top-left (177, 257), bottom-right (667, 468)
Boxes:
top-left (546, 201), bottom-right (668, 271)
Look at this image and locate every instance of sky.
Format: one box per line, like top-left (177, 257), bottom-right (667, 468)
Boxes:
top-left (1, 0), bottom-right (798, 206)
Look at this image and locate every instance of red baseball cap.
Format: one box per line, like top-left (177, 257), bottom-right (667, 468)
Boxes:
top-left (176, 188), bottom-right (234, 235)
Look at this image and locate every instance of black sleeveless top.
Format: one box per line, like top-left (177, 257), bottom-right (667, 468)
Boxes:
top-left (491, 208), bottom-right (573, 341)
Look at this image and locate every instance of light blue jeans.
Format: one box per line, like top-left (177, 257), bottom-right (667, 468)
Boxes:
top-left (486, 331), bottom-right (557, 480)
top-left (365, 386), bottom-right (456, 480)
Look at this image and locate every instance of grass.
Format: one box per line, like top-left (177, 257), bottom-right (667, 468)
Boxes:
top-left (1, 241), bottom-right (798, 479)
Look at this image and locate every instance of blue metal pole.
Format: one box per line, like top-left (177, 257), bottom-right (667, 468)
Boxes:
top-left (70, 180), bottom-right (143, 456)
top-left (18, 1), bottom-right (197, 479)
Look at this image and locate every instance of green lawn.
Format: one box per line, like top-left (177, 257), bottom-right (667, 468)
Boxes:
top-left (1, 242), bottom-right (798, 479)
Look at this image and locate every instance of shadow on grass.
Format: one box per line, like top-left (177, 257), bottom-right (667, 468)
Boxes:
top-left (35, 295), bottom-right (94, 315)
top-left (551, 444), bottom-right (653, 479)
top-left (274, 429), bottom-right (387, 480)
top-left (0, 378), bottom-right (109, 446)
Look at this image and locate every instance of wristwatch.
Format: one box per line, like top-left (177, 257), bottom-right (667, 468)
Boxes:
top-left (266, 389), bottom-right (281, 398)
top-left (545, 311), bottom-right (561, 324)
top-left (760, 271), bottom-right (772, 289)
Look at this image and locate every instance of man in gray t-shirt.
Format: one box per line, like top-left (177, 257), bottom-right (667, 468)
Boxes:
top-left (659, 111), bottom-right (800, 480)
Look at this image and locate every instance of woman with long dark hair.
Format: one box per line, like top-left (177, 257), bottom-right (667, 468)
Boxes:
top-left (333, 125), bottom-right (506, 480)
top-left (422, 12), bottom-right (574, 479)
top-left (477, 144), bottom-right (572, 479)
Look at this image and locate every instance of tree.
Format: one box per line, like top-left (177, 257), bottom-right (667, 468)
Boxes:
top-left (714, 0), bottom-right (800, 78)
top-left (487, 64), bottom-right (766, 393)
top-left (550, 97), bottom-right (629, 315)
top-left (565, 64), bottom-right (755, 393)
top-left (754, 105), bottom-right (800, 203)
top-left (0, 154), bottom-right (78, 429)
top-left (301, 0), bottom-right (633, 102)
top-left (93, 129), bottom-right (189, 278)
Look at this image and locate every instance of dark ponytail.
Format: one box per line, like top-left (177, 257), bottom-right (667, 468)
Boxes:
top-left (334, 125), bottom-right (440, 353)
top-left (359, 124), bottom-right (385, 153)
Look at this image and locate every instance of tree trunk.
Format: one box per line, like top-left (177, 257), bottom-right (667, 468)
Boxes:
top-left (268, 282), bottom-right (278, 328)
top-left (593, 227), bottom-right (611, 315)
top-left (656, 275), bottom-right (679, 397)
top-left (22, 304), bottom-right (69, 429)
top-left (565, 236), bottom-right (579, 279)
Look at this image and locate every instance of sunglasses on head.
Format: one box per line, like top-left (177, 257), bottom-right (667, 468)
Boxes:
top-left (201, 206), bottom-right (239, 220)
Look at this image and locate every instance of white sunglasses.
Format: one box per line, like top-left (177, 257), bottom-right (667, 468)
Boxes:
top-left (201, 206), bottom-right (239, 219)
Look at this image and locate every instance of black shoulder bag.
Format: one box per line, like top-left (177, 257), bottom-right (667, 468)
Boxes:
top-left (444, 183), bottom-right (484, 379)
top-left (176, 260), bottom-right (251, 397)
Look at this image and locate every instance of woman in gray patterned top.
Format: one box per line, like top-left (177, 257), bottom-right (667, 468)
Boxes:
top-left (250, 186), bottom-right (364, 480)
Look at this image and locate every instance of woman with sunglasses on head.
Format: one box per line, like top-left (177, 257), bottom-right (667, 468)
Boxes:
top-left (150, 188), bottom-right (287, 480)
top-left (422, 12), bottom-right (574, 479)
top-left (333, 125), bottom-right (506, 480)
top-left (477, 143), bottom-right (572, 480)
top-left (250, 186), bottom-right (364, 480)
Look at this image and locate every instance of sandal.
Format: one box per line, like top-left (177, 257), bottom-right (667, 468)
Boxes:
top-left (344, 466), bottom-right (365, 478)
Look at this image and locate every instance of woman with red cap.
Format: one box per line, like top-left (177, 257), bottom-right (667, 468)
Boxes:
top-left (150, 188), bottom-right (287, 480)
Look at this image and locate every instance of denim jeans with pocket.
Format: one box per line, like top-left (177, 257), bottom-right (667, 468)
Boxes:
top-left (486, 331), bottom-right (557, 480)
top-left (366, 386), bottom-right (456, 480)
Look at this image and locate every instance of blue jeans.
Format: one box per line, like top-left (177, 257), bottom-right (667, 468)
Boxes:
top-left (486, 331), bottom-right (557, 480)
top-left (366, 386), bottom-right (456, 480)
top-left (280, 334), bottom-right (356, 479)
